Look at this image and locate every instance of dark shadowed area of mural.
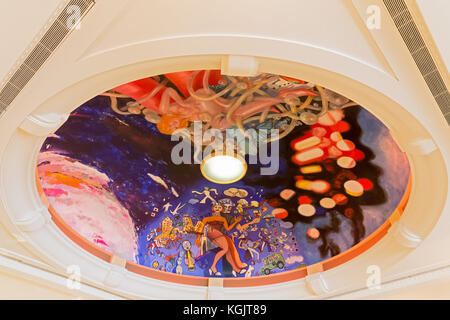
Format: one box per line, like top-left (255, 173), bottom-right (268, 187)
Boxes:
top-left (37, 88), bottom-right (410, 279)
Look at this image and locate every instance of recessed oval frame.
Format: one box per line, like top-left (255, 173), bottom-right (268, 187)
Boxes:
top-left (0, 53), bottom-right (447, 299)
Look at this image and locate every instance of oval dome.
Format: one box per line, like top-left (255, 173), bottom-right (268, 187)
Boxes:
top-left (36, 70), bottom-right (411, 282)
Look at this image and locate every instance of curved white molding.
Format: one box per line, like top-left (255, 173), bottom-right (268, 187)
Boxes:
top-left (0, 132), bottom-right (46, 222)
top-left (221, 55), bottom-right (259, 77)
top-left (110, 255), bottom-right (126, 267)
top-left (103, 255), bottom-right (126, 288)
top-left (81, 34), bottom-right (394, 81)
top-left (13, 206), bottom-right (50, 233)
top-left (406, 139), bottom-right (438, 156)
top-left (390, 129), bottom-right (438, 156)
top-left (389, 222), bottom-right (423, 248)
top-left (103, 265), bottom-right (125, 288)
top-left (0, 254), bottom-right (123, 300)
top-left (207, 278), bottom-right (224, 300)
top-left (335, 262), bottom-right (450, 300)
top-left (19, 113), bottom-right (69, 137)
top-left (305, 273), bottom-right (330, 296)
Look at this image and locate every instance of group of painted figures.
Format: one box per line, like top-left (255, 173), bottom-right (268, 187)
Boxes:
top-left (143, 191), bottom-right (302, 277)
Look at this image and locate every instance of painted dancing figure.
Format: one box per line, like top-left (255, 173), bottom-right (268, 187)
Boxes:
top-left (196, 203), bottom-right (247, 277)
top-left (192, 187), bottom-right (218, 204)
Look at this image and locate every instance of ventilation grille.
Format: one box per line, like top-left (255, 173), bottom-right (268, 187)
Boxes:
top-left (0, 0), bottom-right (95, 116)
top-left (383, 0), bottom-right (450, 125)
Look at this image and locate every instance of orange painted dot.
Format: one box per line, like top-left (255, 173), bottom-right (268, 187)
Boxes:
top-left (312, 127), bottom-right (327, 137)
top-left (157, 114), bottom-right (188, 135)
top-left (307, 228), bottom-right (320, 239)
top-left (344, 208), bottom-right (354, 218)
top-left (318, 137), bottom-right (332, 148)
top-left (280, 189), bottom-right (296, 200)
top-left (328, 145), bottom-right (343, 158)
top-left (272, 208), bottom-right (288, 219)
top-left (332, 194), bottom-right (348, 205)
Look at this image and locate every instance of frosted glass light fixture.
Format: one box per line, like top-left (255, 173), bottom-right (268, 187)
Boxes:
top-left (200, 153), bottom-right (247, 184)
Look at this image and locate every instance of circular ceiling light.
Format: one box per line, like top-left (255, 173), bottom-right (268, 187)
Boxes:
top-left (200, 153), bottom-right (247, 184)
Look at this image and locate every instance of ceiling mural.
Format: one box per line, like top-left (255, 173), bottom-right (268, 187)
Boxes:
top-left (37, 70), bottom-right (410, 278)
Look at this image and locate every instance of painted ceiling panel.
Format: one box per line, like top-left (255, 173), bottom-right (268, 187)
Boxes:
top-left (37, 70), bottom-right (410, 279)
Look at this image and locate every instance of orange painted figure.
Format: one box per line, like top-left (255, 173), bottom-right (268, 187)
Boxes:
top-left (153, 217), bottom-right (182, 248)
top-left (196, 203), bottom-right (248, 277)
top-left (156, 113), bottom-right (189, 135)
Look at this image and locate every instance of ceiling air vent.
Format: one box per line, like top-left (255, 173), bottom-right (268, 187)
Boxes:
top-left (0, 0), bottom-right (95, 116)
top-left (383, 0), bottom-right (450, 125)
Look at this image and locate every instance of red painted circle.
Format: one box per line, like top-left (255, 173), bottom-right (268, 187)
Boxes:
top-left (358, 178), bottom-right (374, 191)
top-left (332, 194), bottom-right (348, 205)
top-left (344, 208), bottom-right (354, 218)
top-left (298, 195), bottom-right (312, 205)
top-left (334, 120), bottom-right (350, 133)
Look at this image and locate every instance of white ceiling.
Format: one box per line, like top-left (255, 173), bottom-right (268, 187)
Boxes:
top-left (416, 0), bottom-right (450, 71)
top-left (0, 0), bottom-right (61, 82)
top-left (0, 0), bottom-right (448, 299)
